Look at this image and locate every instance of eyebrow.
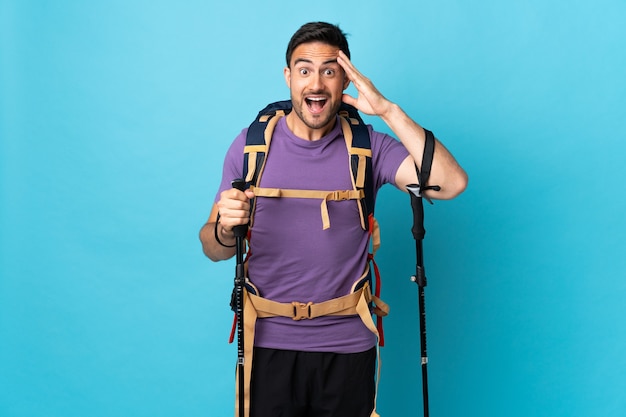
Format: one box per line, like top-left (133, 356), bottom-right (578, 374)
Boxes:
top-left (293, 58), bottom-right (339, 66)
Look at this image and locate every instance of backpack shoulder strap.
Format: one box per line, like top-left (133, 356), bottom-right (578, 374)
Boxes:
top-left (243, 100), bottom-right (374, 231)
top-left (242, 101), bottom-right (290, 228)
top-left (339, 103), bottom-right (374, 231)
top-left (243, 100), bottom-right (291, 186)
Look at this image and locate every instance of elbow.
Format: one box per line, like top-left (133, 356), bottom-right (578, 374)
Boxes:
top-left (199, 223), bottom-right (235, 262)
top-left (452, 169), bottom-right (469, 197)
top-left (202, 244), bottom-right (220, 262)
top-left (438, 169), bottom-right (468, 200)
top-left (199, 223), bottom-right (220, 262)
top-left (201, 241), bottom-right (228, 263)
top-left (205, 253), bottom-right (223, 263)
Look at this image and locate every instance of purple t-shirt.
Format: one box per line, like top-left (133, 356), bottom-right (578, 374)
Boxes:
top-left (215, 116), bottom-right (408, 353)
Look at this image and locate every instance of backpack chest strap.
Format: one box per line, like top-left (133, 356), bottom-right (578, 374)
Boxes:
top-left (249, 185), bottom-right (364, 230)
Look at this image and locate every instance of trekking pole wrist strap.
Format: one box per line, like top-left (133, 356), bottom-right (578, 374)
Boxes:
top-left (416, 129), bottom-right (441, 203)
top-left (214, 213), bottom-right (237, 248)
top-left (420, 129), bottom-right (435, 188)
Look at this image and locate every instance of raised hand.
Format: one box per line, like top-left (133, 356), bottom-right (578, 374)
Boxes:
top-left (337, 50), bottom-right (393, 118)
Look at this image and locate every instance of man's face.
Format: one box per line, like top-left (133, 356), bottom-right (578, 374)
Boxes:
top-left (284, 41), bottom-right (350, 139)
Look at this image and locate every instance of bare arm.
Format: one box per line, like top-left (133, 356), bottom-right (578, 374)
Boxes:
top-left (199, 188), bottom-right (255, 261)
top-left (337, 51), bottom-right (468, 199)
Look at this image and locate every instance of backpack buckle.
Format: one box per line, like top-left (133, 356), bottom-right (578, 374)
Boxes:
top-left (332, 190), bottom-right (351, 201)
top-left (291, 301), bottom-right (313, 320)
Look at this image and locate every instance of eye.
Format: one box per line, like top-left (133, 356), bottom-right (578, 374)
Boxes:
top-left (299, 68), bottom-right (309, 76)
top-left (323, 69), bottom-right (335, 77)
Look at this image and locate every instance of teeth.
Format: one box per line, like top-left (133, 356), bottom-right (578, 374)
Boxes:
top-left (308, 97), bottom-right (325, 101)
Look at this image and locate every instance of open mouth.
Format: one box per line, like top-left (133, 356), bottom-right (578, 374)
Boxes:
top-left (305, 97), bottom-right (328, 114)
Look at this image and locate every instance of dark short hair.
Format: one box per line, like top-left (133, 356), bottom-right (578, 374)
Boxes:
top-left (285, 22), bottom-right (350, 67)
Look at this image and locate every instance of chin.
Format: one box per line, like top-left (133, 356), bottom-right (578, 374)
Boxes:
top-left (306, 114), bottom-right (335, 131)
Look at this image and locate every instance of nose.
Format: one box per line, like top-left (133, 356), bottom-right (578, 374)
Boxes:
top-left (310, 72), bottom-right (324, 90)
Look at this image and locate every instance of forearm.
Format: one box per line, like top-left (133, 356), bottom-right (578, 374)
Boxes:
top-left (337, 50), bottom-right (467, 198)
top-left (381, 103), bottom-right (468, 199)
top-left (199, 221), bottom-right (237, 262)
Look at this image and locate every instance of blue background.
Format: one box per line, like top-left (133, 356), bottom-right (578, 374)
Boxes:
top-left (1, 1), bottom-right (625, 416)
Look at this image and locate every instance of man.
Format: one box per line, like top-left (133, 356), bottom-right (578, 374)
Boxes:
top-left (200, 22), bottom-right (467, 417)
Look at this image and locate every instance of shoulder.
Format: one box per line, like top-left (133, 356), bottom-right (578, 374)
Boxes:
top-left (219, 128), bottom-right (248, 181)
top-left (224, 128), bottom-right (248, 158)
top-left (367, 125), bottom-right (407, 155)
top-left (366, 125), bottom-right (410, 186)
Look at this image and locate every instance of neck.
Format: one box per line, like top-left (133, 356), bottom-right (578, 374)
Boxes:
top-left (285, 112), bottom-right (336, 141)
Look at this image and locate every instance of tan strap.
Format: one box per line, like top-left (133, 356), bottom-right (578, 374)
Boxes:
top-left (340, 117), bottom-right (373, 158)
top-left (340, 117), bottom-right (372, 229)
top-left (246, 115), bottom-right (372, 231)
top-left (234, 280), bottom-right (389, 417)
top-left (234, 289), bottom-right (257, 417)
top-left (250, 185), bottom-right (364, 230)
top-left (243, 111), bottom-right (284, 184)
top-left (248, 282), bottom-right (387, 321)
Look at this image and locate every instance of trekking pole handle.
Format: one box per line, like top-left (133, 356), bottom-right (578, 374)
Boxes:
top-left (407, 184), bottom-right (426, 242)
top-left (231, 178), bottom-right (249, 238)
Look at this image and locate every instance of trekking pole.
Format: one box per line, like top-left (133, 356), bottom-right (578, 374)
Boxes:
top-left (406, 129), bottom-right (439, 417)
top-left (231, 178), bottom-right (248, 417)
top-left (407, 183), bottom-right (430, 417)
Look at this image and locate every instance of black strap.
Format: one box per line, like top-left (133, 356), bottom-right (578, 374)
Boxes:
top-left (419, 129), bottom-right (435, 189)
top-left (416, 129), bottom-right (441, 204)
top-left (409, 128), bottom-right (441, 241)
top-left (214, 213), bottom-right (236, 248)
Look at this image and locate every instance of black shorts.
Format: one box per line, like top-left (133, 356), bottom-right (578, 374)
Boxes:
top-left (250, 346), bottom-right (376, 417)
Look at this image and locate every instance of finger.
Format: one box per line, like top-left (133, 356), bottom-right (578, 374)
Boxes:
top-left (218, 203), bottom-right (250, 227)
top-left (337, 51), bottom-right (357, 79)
top-left (222, 187), bottom-right (248, 203)
top-left (217, 190), bottom-right (249, 217)
top-left (219, 214), bottom-right (249, 233)
top-left (337, 50), bottom-right (353, 68)
top-left (340, 51), bottom-right (366, 81)
top-left (342, 93), bottom-right (357, 107)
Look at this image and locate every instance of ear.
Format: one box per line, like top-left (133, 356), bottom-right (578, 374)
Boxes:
top-left (284, 66), bottom-right (291, 89)
top-left (343, 76), bottom-right (351, 91)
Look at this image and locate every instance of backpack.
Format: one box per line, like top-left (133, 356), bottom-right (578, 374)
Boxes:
top-left (242, 100), bottom-right (375, 231)
top-left (231, 100), bottom-right (390, 417)
top-left (231, 99), bottom-right (387, 345)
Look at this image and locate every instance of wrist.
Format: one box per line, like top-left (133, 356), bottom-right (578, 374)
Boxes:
top-left (379, 101), bottom-right (400, 124)
top-left (214, 218), bottom-right (236, 248)
top-left (219, 223), bottom-right (236, 244)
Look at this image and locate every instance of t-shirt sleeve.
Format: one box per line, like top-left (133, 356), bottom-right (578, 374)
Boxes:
top-left (369, 126), bottom-right (410, 190)
top-left (213, 129), bottom-right (247, 204)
